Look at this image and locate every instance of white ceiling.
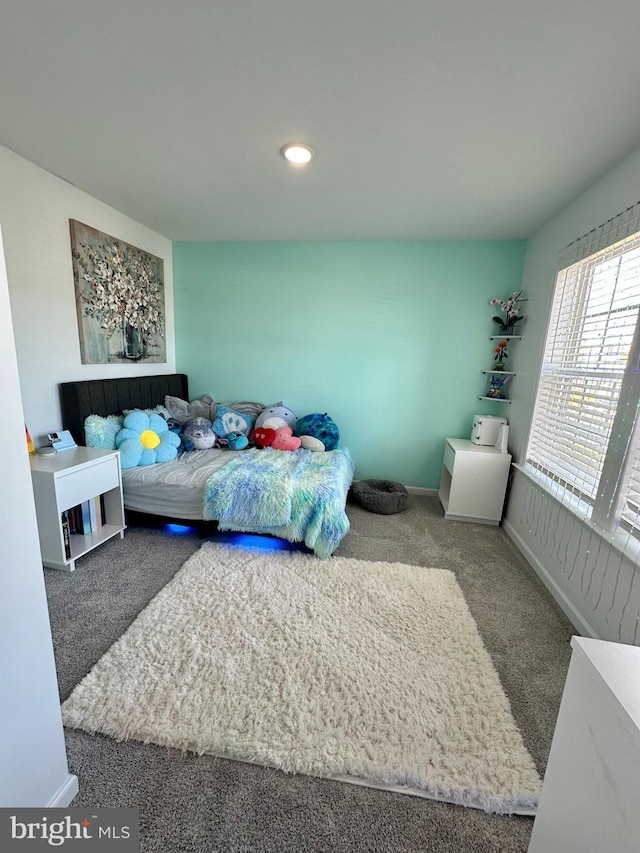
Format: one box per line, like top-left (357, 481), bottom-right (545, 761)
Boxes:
top-left (2, 1), bottom-right (640, 242)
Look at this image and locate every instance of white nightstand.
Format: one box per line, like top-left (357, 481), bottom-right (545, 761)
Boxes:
top-left (30, 447), bottom-right (126, 571)
top-left (438, 438), bottom-right (511, 524)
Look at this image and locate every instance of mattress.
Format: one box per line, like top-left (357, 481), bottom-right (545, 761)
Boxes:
top-left (121, 448), bottom-right (244, 519)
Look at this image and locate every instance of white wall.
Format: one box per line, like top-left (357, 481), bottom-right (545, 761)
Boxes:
top-left (0, 145), bottom-right (175, 447)
top-left (0, 224), bottom-right (77, 806)
top-left (0, 144), bottom-right (174, 804)
top-left (504, 146), bottom-right (640, 645)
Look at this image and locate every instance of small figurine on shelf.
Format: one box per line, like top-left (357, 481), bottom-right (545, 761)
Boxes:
top-left (488, 374), bottom-right (510, 399)
top-left (493, 340), bottom-right (509, 370)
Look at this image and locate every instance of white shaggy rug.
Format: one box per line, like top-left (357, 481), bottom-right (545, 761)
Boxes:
top-left (62, 542), bottom-right (541, 814)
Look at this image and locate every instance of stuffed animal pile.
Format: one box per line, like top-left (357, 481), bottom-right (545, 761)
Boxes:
top-left (166, 399), bottom-right (341, 455)
top-left (253, 403), bottom-right (341, 453)
top-left (253, 403), bottom-right (302, 450)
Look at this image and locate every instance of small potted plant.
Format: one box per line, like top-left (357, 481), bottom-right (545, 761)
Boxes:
top-left (489, 290), bottom-right (526, 334)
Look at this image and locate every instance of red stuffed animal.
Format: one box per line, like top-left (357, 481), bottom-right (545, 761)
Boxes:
top-left (254, 425), bottom-right (301, 451)
top-left (254, 426), bottom-right (276, 447)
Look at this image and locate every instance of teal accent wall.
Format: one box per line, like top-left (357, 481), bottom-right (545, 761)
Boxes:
top-left (173, 241), bottom-right (526, 488)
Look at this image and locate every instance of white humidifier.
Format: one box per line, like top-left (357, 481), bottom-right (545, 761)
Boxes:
top-left (471, 415), bottom-right (507, 446)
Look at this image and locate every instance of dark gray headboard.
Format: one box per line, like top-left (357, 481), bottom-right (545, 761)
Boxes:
top-left (60, 374), bottom-right (188, 445)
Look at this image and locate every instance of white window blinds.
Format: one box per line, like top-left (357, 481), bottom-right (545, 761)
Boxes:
top-left (526, 204), bottom-right (640, 546)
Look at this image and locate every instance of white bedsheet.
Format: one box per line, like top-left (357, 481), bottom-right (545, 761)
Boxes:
top-left (121, 448), bottom-right (243, 519)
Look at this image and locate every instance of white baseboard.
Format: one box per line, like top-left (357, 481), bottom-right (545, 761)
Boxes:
top-left (46, 773), bottom-right (79, 807)
top-left (405, 486), bottom-right (438, 496)
top-left (503, 519), bottom-right (599, 639)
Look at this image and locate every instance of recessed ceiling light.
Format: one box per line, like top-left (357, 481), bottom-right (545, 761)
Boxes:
top-left (280, 143), bottom-right (315, 165)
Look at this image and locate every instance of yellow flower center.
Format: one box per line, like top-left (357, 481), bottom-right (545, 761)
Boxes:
top-left (140, 429), bottom-right (161, 450)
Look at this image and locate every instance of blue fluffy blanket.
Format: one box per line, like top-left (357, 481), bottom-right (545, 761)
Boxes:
top-left (203, 447), bottom-right (354, 558)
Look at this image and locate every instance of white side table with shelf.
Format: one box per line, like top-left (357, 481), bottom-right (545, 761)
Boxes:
top-left (30, 447), bottom-right (125, 571)
top-left (438, 438), bottom-right (511, 525)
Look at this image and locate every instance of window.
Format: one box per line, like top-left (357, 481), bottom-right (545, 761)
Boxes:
top-left (526, 211), bottom-right (640, 551)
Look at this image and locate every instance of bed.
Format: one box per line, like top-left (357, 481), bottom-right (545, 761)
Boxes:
top-left (59, 374), bottom-right (354, 558)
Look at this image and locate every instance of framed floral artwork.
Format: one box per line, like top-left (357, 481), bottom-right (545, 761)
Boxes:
top-left (70, 220), bottom-right (166, 364)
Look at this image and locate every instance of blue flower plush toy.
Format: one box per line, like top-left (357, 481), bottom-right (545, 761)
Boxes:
top-left (115, 411), bottom-right (181, 468)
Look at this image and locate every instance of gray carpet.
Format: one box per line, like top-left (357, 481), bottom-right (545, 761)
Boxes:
top-left (44, 496), bottom-right (575, 852)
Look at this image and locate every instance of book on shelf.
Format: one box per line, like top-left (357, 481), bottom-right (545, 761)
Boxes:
top-left (89, 496), bottom-right (99, 531)
top-left (94, 494), bottom-right (104, 528)
top-left (77, 501), bottom-right (91, 535)
top-left (61, 511), bottom-right (71, 560)
top-left (67, 497), bottom-right (106, 536)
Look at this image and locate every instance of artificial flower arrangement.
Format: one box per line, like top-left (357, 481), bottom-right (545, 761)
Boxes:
top-left (489, 289), bottom-right (526, 332)
top-left (493, 340), bottom-right (509, 370)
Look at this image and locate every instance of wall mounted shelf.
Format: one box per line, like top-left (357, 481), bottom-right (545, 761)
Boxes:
top-left (482, 335), bottom-right (521, 402)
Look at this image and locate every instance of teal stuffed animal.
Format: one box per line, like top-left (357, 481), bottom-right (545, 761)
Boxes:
top-left (226, 431), bottom-right (248, 450)
top-left (294, 412), bottom-right (340, 451)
